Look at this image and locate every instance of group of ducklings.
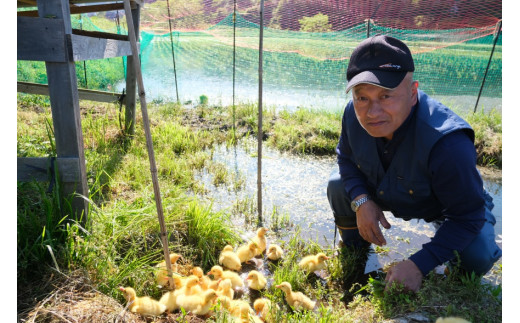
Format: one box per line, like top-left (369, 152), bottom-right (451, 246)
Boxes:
top-left (119, 227), bottom-right (333, 321)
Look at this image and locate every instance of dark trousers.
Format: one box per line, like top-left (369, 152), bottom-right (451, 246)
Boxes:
top-left (326, 170), bottom-right (502, 275)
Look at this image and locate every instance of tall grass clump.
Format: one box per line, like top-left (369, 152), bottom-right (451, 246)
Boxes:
top-left (183, 201), bottom-right (241, 268)
top-left (463, 108), bottom-right (502, 168)
top-left (17, 181), bottom-right (73, 280)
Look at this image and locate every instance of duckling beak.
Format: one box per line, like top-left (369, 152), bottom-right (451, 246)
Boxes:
top-left (275, 284), bottom-right (280, 288)
top-left (118, 286), bottom-right (125, 292)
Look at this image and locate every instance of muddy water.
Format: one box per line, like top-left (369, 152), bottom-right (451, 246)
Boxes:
top-left (197, 141), bottom-right (502, 285)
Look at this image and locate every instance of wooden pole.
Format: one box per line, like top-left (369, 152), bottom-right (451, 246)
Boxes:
top-left (257, 0), bottom-right (264, 225)
top-left (124, 3), bottom-right (140, 136)
top-left (123, 0), bottom-right (175, 289)
top-left (37, 0), bottom-right (89, 223)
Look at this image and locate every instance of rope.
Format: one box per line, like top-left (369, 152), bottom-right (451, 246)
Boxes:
top-left (166, 0), bottom-right (180, 103)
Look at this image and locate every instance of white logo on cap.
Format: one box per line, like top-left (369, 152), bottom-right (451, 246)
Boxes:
top-left (379, 63), bottom-right (401, 69)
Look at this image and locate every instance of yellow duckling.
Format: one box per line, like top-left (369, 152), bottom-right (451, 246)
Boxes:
top-left (208, 265), bottom-right (244, 289)
top-left (216, 278), bottom-right (235, 299)
top-left (234, 301), bottom-right (263, 323)
top-left (253, 298), bottom-right (277, 323)
top-left (246, 270), bottom-right (267, 291)
top-left (298, 252), bottom-right (330, 273)
top-left (119, 286), bottom-right (166, 316)
top-left (214, 295), bottom-right (232, 310)
top-left (252, 227), bottom-right (268, 256)
top-left (168, 272), bottom-right (199, 290)
top-left (176, 289), bottom-right (219, 315)
top-left (159, 275), bottom-right (202, 312)
top-left (229, 300), bottom-right (261, 323)
top-left (155, 253), bottom-right (182, 287)
top-left (266, 244), bottom-right (284, 261)
top-left (178, 275), bottom-right (203, 296)
top-left (191, 266), bottom-right (215, 290)
top-left (219, 244), bottom-right (242, 271)
top-left (236, 241), bottom-right (258, 263)
top-left (275, 282), bottom-right (316, 311)
top-left (159, 290), bottom-right (177, 312)
top-left (436, 318), bottom-right (471, 323)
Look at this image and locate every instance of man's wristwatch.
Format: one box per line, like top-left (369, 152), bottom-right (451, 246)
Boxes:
top-left (351, 195), bottom-right (371, 212)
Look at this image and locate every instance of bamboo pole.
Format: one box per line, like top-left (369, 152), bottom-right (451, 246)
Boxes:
top-left (232, 0), bottom-right (237, 141)
top-left (474, 20), bottom-right (501, 113)
top-left (165, 0), bottom-right (180, 104)
top-left (257, 0), bottom-right (264, 225)
top-left (123, 0), bottom-right (175, 289)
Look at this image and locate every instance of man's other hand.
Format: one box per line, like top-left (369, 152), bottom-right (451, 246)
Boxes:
top-left (385, 259), bottom-right (423, 293)
top-left (355, 200), bottom-right (391, 246)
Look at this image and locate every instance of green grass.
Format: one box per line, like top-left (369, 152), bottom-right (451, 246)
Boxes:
top-left (17, 94), bottom-right (501, 321)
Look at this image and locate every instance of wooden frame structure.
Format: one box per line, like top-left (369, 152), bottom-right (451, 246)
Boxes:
top-left (17, 0), bottom-right (143, 221)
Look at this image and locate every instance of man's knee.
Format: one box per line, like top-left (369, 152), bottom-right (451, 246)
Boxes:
top-left (326, 172), bottom-right (358, 231)
top-left (327, 173), bottom-right (346, 203)
top-left (458, 226), bottom-right (502, 275)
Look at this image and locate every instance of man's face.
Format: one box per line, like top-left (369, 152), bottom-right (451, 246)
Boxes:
top-left (351, 75), bottom-right (418, 140)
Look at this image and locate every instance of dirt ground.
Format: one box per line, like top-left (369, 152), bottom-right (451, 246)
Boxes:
top-left (17, 270), bottom-right (206, 323)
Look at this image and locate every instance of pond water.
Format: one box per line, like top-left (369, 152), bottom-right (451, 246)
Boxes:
top-left (119, 75), bottom-right (502, 115)
top-left (197, 140), bottom-right (502, 285)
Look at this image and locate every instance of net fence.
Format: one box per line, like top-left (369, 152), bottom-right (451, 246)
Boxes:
top-left (17, 0), bottom-right (502, 112)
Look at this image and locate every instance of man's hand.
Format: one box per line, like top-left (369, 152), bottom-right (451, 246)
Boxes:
top-left (355, 198), bottom-right (391, 246)
top-left (385, 259), bottom-right (423, 293)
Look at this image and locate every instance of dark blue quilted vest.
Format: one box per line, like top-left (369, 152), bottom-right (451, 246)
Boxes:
top-left (345, 90), bottom-right (474, 221)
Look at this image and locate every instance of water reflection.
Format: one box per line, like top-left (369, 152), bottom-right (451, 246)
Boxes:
top-left (197, 140), bottom-right (502, 284)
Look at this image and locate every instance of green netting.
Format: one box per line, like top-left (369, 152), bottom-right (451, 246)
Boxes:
top-left (17, 2), bottom-right (502, 111)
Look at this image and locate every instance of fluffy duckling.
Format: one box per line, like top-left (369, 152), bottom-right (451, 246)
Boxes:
top-left (176, 289), bottom-right (219, 315)
top-left (234, 301), bottom-right (263, 323)
top-left (298, 252), bottom-right (330, 273)
top-left (214, 295), bottom-right (232, 311)
top-left (228, 300), bottom-right (260, 323)
top-left (208, 265), bottom-right (244, 289)
top-left (219, 245), bottom-right (242, 271)
top-left (236, 241), bottom-right (258, 263)
top-left (155, 253), bottom-right (182, 287)
top-left (275, 282), bottom-right (316, 311)
top-left (254, 298), bottom-right (276, 323)
top-left (252, 227), bottom-right (268, 256)
top-left (178, 275), bottom-right (203, 296)
top-left (191, 266), bottom-right (215, 290)
top-left (245, 270), bottom-right (267, 291)
top-left (436, 318), bottom-right (471, 323)
top-left (266, 244), bottom-right (284, 261)
top-left (216, 278), bottom-right (235, 299)
top-left (119, 286), bottom-right (166, 316)
top-left (159, 275), bottom-right (202, 312)
top-left (159, 290), bottom-right (178, 312)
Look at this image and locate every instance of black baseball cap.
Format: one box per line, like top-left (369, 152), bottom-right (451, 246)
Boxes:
top-left (346, 35), bottom-right (415, 93)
